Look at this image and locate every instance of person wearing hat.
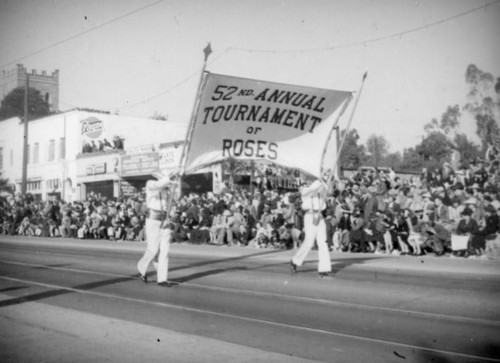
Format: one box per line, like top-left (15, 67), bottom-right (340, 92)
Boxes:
top-left (362, 185), bottom-right (379, 225)
top-left (259, 203), bottom-right (274, 229)
top-left (137, 170), bottom-right (179, 286)
top-left (454, 207), bottom-right (479, 256)
top-left (334, 206), bottom-right (353, 252)
top-left (290, 178), bottom-right (332, 278)
top-left (469, 204), bottom-right (499, 257)
top-left (433, 197), bottom-right (450, 227)
top-left (423, 220), bottom-right (452, 256)
top-left (473, 160), bottom-right (488, 187)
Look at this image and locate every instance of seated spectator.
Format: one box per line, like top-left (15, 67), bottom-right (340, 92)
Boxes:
top-left (389, 211), bottom-right (411, 255)
top-left (227, 206), bottom-right (245, 246)
top-left (423, 222), bottom-right (452, 256)
top-left (454, 207), bottom-right (478, 257)
top-left (334, 207), bottom-right (352, 252)
top-left (469, 204), bottom-right (498, 257)
top-left (210, 211), bottom-right (224, 244)
top-left (248, 222), bottom-right (269, 248)
top-left (77, 217), bottom-right (91, 239)
top-left (405, 209), bottom-right (425, 256)
top-left (348, 210), bottom-right (367, 252)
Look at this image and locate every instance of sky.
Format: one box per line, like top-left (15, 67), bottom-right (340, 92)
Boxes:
top-left (1, 0), bottom-right (499, 153)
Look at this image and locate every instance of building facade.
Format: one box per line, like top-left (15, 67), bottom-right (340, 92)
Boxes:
top-left (0, 110), bottom-right (192, 201)
top-left (0, 64), bottom-right (60, 113)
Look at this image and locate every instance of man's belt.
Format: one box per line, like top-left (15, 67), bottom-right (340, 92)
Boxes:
top-left (305, 210), bottom-right (323, 226)
top-left (147, 209), bottom-right (166, 221)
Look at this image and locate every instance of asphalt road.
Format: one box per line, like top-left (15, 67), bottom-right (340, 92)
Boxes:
top-left (0, 235), bottom-right (499, 363)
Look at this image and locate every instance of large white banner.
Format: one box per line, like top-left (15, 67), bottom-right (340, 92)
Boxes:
top-left (184, 73), bottom-right (352, 178)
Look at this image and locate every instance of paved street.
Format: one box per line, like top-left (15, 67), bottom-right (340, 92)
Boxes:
top-left (0, 235), bottom-right (499, 362)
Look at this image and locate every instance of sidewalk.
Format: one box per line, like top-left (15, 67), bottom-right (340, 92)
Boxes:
top-left (1, 235), bottom-right (499, 278)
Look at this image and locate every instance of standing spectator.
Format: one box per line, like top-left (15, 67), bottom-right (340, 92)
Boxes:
top-left (103, 138), bottom-right (113, 150)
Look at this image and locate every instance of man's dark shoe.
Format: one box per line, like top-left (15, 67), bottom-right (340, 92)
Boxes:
top-left (139, 274), bottom-right (148, 283)
top-left (157, 281), bottom-right (173, 287)
top-left (290, 260), bottom-right (298, 274)
top-left (318, 272), bottom-right (333, 279)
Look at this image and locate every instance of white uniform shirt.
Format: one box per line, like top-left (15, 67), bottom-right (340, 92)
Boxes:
top-left (146, 175), bottom-right (175, 211)
top-left (301, 180), bottom-right (327, 212)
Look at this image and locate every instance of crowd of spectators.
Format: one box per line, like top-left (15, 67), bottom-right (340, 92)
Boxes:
top-left (1, 158), bottom-right (500, 259)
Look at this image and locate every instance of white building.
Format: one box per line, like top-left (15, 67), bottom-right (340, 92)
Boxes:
top-left (0, 110), bottom-right (189, 201)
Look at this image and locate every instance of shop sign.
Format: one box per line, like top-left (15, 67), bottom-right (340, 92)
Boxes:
top-left (159, 147), bottom-right (182, 170)
top-left (121, 152), bottom-right (159, 176)
top-left (81, 117), bottom-right (104, 139)
top-left (86, 163), bottom-right (107, 175)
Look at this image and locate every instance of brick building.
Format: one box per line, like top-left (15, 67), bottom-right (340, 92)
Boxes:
top-left (0, 64), bottom-right (59, 112)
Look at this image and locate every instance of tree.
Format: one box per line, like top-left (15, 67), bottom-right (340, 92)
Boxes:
top-left (399, 147), bottom-right (425, 172)
top-left (423, 105), bottom-right (461, 136)
top-left (416, 132), bottom-right (451, 169)
top-left (453, 133), bottom-right (481, 167)
top-left (365, 134), bottom-right (389, 168)
top-left (338, 128), bottom-right (366, 170)
top-left (384, 151), bottom-right (402, 170)
top-left (463, 64), bottom-right (500, 149)
top-left (0, 87), bottom-right (51, 121)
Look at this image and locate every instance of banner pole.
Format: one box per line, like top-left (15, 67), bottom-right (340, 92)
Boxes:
top-left (320, 95), bottom-right (352, 179)
top-left (165, 43), bottom-right (211, 216)
top-left (178, 43), bottom-right (212, 176)
top-left (332, 72), bottom-right (368, 179)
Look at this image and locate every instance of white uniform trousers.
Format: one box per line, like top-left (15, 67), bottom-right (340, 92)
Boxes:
top-left (292, 213), bottom-right (331, 273)
top-left (137, 218), bottom-right (172, 283)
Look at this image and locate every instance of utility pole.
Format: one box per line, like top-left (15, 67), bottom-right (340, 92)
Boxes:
top-left (21, 74), bottom-right (29, 195)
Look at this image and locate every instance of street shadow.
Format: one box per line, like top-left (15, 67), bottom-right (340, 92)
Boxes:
top-left (412, 339), bottom-right (500, 362)
top-left (169, 248), bottom-right (285, 273)
top-left (0, 249), bottom-right (283, 308)
top-left (295, 256), bottom-right (386, 275)
top-left (172, 266), bottom-right (249, 284)
top-left (0, 275), bottom-right (135, 309)
top-left (331, 256), bottom-right (390, 274)
top-left (0, 286), bottom-right (29, 293)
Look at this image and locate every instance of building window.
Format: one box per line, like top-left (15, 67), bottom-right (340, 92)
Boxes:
top-left (28, 181), bottom-right (41, 192)
top-left (59, 137), bottom-right (65, 159)
top-left (0, 147), bottom-right (3, 170)
top-left (46, 179), bottom-right (60, 190)
top-left (34, 143), bottom-right (39, 164)
top-left (49, 139), bottom-right (55, 161)
top-left (27, 144), bottom-right (30, 164)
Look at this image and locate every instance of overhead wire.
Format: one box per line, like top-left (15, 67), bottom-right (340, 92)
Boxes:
top-left (228, 0), bottom-right (500, 53)
top-left (115, 49), bottom-right (229, 111)
top-left (0, 0), bottom-right (166, 70)
top-left (2, 0), bottom-right (497, 113)
top-left (115, 0), bottom-right (500, 112)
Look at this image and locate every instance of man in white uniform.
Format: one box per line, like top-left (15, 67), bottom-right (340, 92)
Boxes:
top-left (290, 178), bottom-right (332, 278)
top-left (137, 171), bottom-right (178, 286)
